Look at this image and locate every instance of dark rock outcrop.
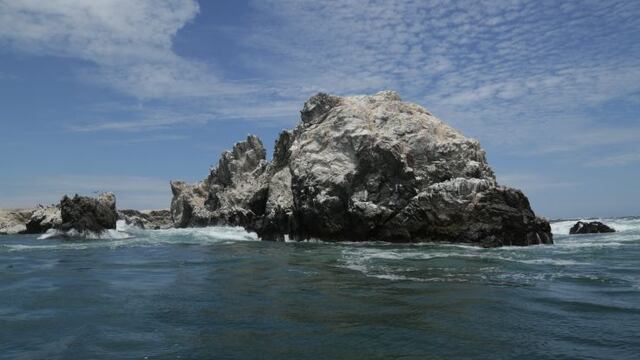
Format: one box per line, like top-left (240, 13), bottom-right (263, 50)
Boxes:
top-left (569, 221), bottom-right (615, 234)
top-left (59, 193), bottom-right (118, 234)
top-left (170, 91), bottom-right (553, 247)
top-left (118, 209), bottom-right (172, 229)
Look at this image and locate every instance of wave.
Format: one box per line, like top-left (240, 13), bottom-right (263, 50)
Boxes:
top-left (135, 226), bottom-right (259, 243)
top-left (3, 225), bottom-right (259, 252)
top-left (337, 244), bottom-right (599, 283)
top-left (551, 217), bottom-right (640, 235)
top-left (341, 247), bottom-right (589, 265)
top-left (37, 228), bottom-right (133, 240)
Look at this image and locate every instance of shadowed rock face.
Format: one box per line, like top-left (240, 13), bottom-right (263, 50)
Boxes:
top-left (170, 91), bottom-right (553, 247)
top-left (569, 221), bottom-right (615, 234)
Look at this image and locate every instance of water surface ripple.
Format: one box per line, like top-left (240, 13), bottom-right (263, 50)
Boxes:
top-left (1, 218), bottom-right (639, 359)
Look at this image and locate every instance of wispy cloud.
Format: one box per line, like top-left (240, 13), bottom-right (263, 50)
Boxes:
top-left (68, 112), bottom-right (213, 132)
top-left (531, 126), bottom-right (640, 155)
top-left (497, 173), bottom-right (581, 191)
top-left (0, 175), bottom-right (171, 209)
top-left (2, 0), bottom-right (639, 154)
top-left (66, 100), bottom-right (300, 133)
top-left (97, 134), bottom-right (190, 145)
top-left (586, 152), bottom-right (640, 167)
top-left (0, 0), bottom-right (253, 100)
top-left (244, 0), bottom-right (640, 151)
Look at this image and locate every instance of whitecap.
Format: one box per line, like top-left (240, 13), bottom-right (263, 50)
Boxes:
top-left (514, 258), bottom-right (588, 266)
top-left (0, 226), bottom-right (260, 253)
top-left (551, 217), bottom-right (640, 235)
top-left (37, 228), bottom-right (133, 240)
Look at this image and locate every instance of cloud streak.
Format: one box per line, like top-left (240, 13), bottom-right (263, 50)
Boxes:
top-left (244, 0), bottom-right (640, 154)
top-left (586, 152), bottom-right (640, 167)
top-left (0, 175), bottom-right (171, 210)
top-left (1, 0), bottom-right (639, 165)
top-left (0, 0), bottom-right (255, 99)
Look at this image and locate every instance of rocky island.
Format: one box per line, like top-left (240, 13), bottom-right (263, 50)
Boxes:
top-left (0, 91), bottom-right (552, 247)
top-left (0, 195), bottom-right (172, 237)
top-left (569, 221), bottom-right (616, 234)
top-left (170, 91), bottom-right (552, 247)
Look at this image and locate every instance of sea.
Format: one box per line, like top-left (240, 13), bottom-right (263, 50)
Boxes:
top-left (1, 217), bottom-right (639, 359)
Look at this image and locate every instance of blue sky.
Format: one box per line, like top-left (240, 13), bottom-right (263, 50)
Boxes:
top-left (1, 0), bottom-right (639, 218)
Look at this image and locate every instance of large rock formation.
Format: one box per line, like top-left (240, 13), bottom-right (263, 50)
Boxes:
top-left (170, 91), bottom-right (552, 247)
top-left (569, 221), bottom-right (615, 234)
top-left (0, 194), bottom-right (168, 237)
top-left (59, 193), bottom-right (118, 234)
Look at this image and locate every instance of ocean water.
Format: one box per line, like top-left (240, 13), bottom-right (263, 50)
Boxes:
top-left (1, 218), bottom-right (639, 359)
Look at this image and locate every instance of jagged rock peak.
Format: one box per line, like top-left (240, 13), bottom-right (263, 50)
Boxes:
top-left (208, 135), bottom-right (267, 187)
top-left (300, 93), bottom-right (342, 125)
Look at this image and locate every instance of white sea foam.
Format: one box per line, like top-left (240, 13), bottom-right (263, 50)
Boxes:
top-left (551, 217), bottom-right (640, 235)
top-left (37, 228), bottom-right (133, 240)
top-left (115, 219), bottom-right (134, 232)
top-left (353, 248), bottom-right (587, 266)
top-left (3, 226), bottom-right (259, 253)
top-left (338, 242), bottom-right (598, 282)
top-left (37, 229), bottom-right (62, 240)
top-left (515, 258), bottom-right (587, 266)
top-left (140, 226), bottom-right (259, 243)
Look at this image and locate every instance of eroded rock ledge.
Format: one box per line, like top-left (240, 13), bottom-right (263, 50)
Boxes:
top-left (170, 91), bottom-right (552, 247)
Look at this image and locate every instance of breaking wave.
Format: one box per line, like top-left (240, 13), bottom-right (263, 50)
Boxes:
top-left (550, 216), bottom-right (640, 235)
top-left (4, 223), bottom-right (258, 253)
top-left (338, 221), bottom-right (640, 283)
top-left (4, 217), bottom-right (639, 288)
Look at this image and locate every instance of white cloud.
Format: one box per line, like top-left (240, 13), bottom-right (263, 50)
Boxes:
top-left (66, 99), bottom-right (300, 132)
top-left (0, 0), bottom-right (253, 99)
top-left (586, 152), bottom-right (640, 167)
top-left (243, 0), bottom-right (640, 152)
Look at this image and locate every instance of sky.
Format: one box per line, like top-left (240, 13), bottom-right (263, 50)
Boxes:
top-left (0, 0), bottom-right (639, 219)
